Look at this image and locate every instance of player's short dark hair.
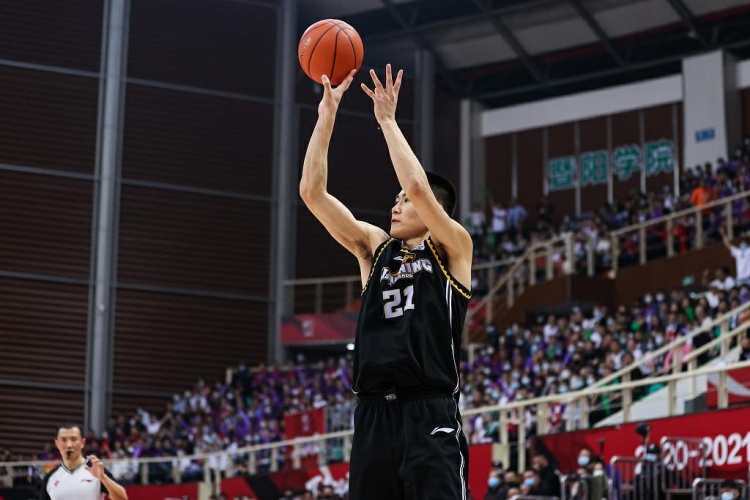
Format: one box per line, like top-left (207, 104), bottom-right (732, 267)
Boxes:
top-left (57, 422), bottom-right (83, 436)
top-left (426, 172), bottom-right (457, 217)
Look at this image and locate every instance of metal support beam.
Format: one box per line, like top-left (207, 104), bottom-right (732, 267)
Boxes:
top-left (379, 0), bottom-right (465, 96)
top-left (269, 0), bottom-right (296, 364)
top-left (666, 0), bottom-right (710, 47)
top-left (365, 0), bottom-right (555, 44)
top-left (472, 36), bottom-right (750, 102)
top-left (569, 0), bottom-right (626, 67)
top-left (469, 0), bottom-right (544, 83)
top-left (88, 0), bottom-right (129, 434)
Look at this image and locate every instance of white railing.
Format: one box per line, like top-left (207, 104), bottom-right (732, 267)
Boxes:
top-left (610, 189), bottom-right (750, 274)
top-left (284, 255), bottom-right (519, 315)
top-left (587, 300), bottom-right (750, 394)
top-left (462, 359), bottom-right (750, 470)
top-left (284, 274), bottom-right (362, 315)
top-left (586, 314), bottom-right (748, 425)
top-left (5, 358), bottom-right (749, 488)
top-left (462, 232), bottom-right (574, 345)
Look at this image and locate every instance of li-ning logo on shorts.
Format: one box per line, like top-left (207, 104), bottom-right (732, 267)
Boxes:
top-left (380, 250), bottom-right (433, 286)
top-left (431, 427), bottom-right (455, 435)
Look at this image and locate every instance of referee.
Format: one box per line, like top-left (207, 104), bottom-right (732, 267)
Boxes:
top-left (40, 423), bottom-right (128, 500)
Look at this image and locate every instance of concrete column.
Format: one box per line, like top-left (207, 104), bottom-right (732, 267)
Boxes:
top-left (460, 99), bottom-right (486, 222)
top-left (682, 50), bottom-right (741, 169)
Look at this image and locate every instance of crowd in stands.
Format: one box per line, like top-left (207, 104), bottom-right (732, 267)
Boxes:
top-left (462, 270), bottom-right (750, 443)
top-left (467, 145), bottom-right (750, 295)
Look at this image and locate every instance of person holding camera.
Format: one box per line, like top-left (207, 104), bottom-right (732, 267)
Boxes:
top-left (633, 443), bottom-right (665, 500)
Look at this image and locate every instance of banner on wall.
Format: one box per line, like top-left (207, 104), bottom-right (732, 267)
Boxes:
top-left (548, 138), bottom-right (675, 191)
top-left (281, 313), bottom-right (358, 345)
top-left (284, 407), bottom-right (326, 439)
top-left (540, 406), bottom-right (750, 479)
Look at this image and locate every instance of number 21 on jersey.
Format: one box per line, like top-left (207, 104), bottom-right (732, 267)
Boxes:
top-left (382, 285), bottom-right (415, 319)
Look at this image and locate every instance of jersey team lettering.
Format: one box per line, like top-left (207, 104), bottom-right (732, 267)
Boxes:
top-left (380, 252), bottom-right (434, 286)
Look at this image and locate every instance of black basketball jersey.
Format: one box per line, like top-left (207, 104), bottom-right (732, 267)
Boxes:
top-left (352, 237), bottom-right (472, 394)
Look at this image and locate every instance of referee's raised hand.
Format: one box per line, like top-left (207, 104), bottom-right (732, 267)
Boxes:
top-left (84, 455), bottom-right (104, 480)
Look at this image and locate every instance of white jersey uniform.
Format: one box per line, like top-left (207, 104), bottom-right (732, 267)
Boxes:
top-left (40, 462), bottom-right (110, 500)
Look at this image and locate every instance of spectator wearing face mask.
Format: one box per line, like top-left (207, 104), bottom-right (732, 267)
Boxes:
top-left (716, 479), bottom-right (742, 500)
top-left (520, 469), bottom-right (540, 496)
top-left (572, 449), bottom-right (608, 500)
top-left (484, 471), bottom-right (505, 500)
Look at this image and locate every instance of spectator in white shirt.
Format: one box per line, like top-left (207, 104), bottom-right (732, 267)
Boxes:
top-left (490, 199), bottom-right (508, 240)
top-left (467, 202), bottom-right (486, 241)
top-left (542, 315), bottom-right (558, 343)
top-left (703, 267), bottom-right (735, 291)
top-left (721, 226), bottom-right (750, 284)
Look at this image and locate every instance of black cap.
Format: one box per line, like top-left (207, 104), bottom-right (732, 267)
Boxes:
top-left (635, 422), bottom-right (651, 438)
top-left (425, 171), bottom-right (457, 217)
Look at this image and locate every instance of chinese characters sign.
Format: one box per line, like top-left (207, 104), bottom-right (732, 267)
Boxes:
top-left (548, 139), bottom-right (674, 191)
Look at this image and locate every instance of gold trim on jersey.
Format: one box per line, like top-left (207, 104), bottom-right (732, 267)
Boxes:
top-left (361, 238), bottom-right (395, 295)
top-left (425, 237), bottom-right (472, 300)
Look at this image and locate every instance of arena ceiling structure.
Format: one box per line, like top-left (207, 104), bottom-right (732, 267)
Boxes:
top-left (299, 0), bottom-right (750, 108)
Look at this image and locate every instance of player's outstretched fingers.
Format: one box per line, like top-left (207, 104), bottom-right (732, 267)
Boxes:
top-left (361, 82), bottom-right (376, 99)
top-left (338, 69), bottom-right (357, 91)
top-left (393, 69), bottom-right (404, 95)
top-left (369, 68), bottom-right (384, 93)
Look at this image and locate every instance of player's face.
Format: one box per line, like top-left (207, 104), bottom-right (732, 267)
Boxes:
top-left (55, 426), bottom-right (85, 463)
top-left (390, 191), bottom-right (427, 240)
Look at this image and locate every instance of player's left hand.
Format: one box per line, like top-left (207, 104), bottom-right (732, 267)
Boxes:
top-left (85, 455), bottom-right (104, 480)
top-left (361, 64), bottom-right (403, 125)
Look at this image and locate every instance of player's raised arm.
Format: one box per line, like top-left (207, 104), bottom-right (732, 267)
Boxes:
top-left (361, 64), bottom-right (472, 285)
top-left (299, 70), bottom-right (388, 261)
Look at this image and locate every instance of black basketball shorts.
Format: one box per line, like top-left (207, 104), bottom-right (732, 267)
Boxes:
top-left (348, 390), bottom-right (469, 500)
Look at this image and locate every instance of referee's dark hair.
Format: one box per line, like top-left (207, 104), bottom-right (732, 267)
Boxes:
top-left (56, 422), bottom-right (83, 435)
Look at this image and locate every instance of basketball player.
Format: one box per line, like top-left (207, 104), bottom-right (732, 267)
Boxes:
top-left (40, 423), bottom-right (128, 500)
top-left (300, 64), bottom-right (473, 499)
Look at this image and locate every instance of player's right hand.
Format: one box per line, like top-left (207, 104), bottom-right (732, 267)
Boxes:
top-left (318, 69), bottom-right (357, 118)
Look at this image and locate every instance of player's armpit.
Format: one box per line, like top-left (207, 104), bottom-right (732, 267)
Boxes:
top-left (302, 191), bottom-right (388, 259)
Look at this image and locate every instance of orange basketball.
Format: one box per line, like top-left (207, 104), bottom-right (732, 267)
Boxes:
top-left (298, 19), bottom-right (364, 85)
